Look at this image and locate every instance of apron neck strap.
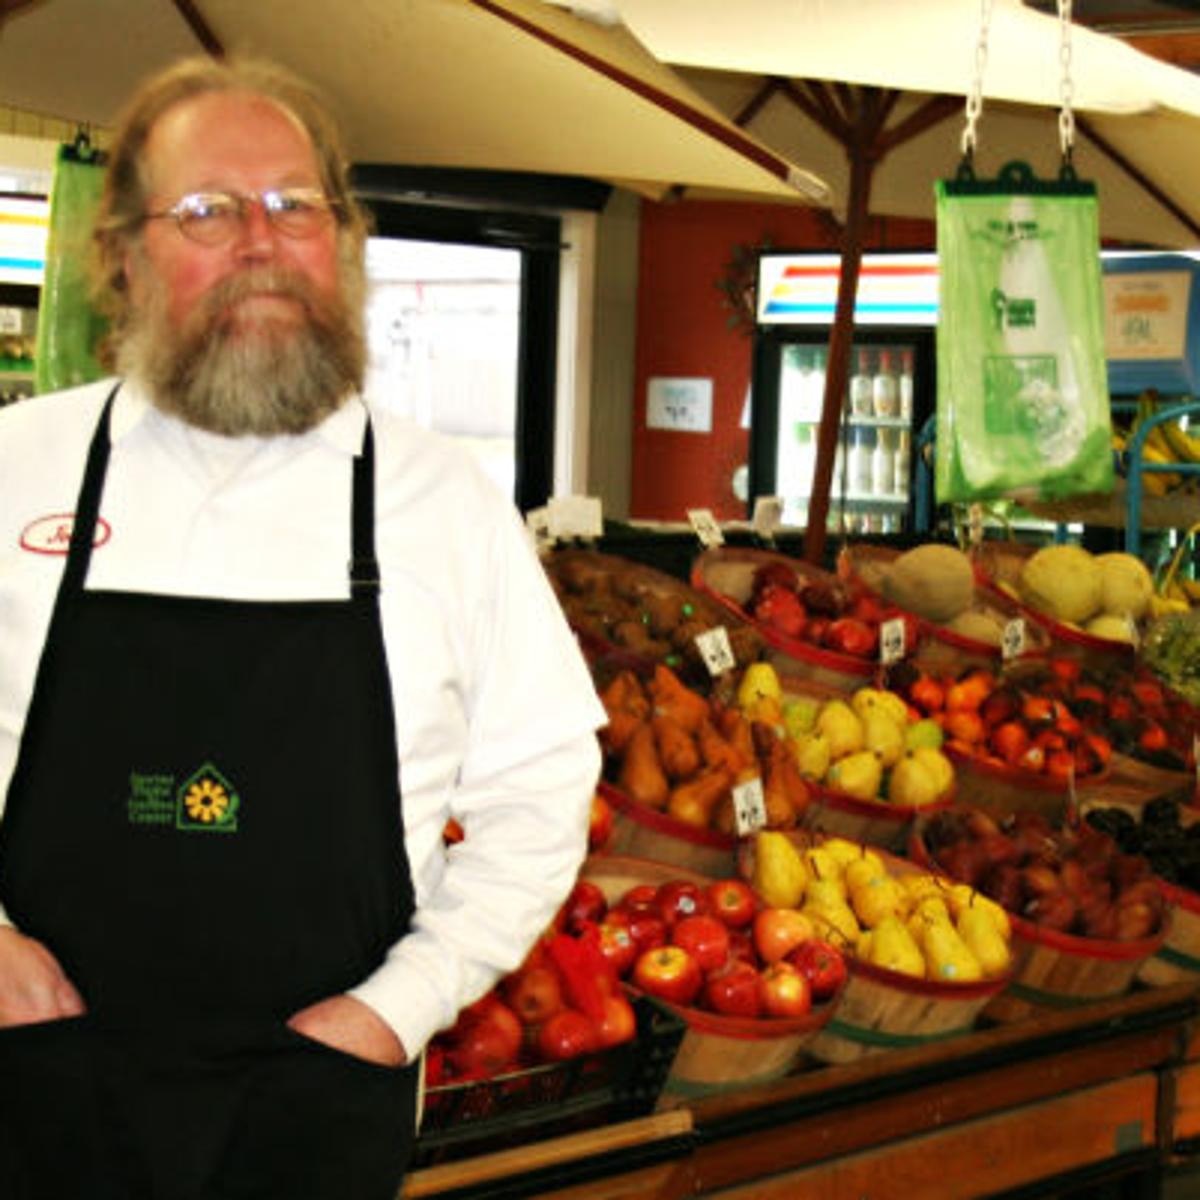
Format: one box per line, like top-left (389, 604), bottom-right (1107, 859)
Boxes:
top-left (350, 418), bottom-right (380, 597)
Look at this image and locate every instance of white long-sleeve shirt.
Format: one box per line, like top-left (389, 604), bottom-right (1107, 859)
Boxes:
top-left (0, 379), bottom-right (605, 1056)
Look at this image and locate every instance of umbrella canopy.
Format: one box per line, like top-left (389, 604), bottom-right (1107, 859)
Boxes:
top-left (614, 0), bottom-right (1200, 559)
top-left (0, 0), bottom-right (829, 204)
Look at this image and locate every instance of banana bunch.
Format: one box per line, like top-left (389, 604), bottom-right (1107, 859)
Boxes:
top-left (1115, 391), bottom-right (1200, 497)
top-left (1152, 519), bottom-right (1200, 617)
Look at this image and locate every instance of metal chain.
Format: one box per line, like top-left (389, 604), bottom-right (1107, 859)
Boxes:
top-left (960, 0), bottom-right (994, 161)
top-left (1058, 0), bottom-right (1076, 163)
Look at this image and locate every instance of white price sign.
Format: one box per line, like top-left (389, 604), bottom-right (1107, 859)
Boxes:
top-left (879, 617), bottom-right (907, 665)
top-left (524, 505), bottom-right (554, 555)
top-left (694, 626), bottom-right (736, 677)
top-left (547, 495), bottom-right (603, 540)
top-left (752, 496), bottom-right (783, 540)
top-left (687, 508), bottom-right (724, 548)
top-left (1001, 618), bottom-right (1027, 661)
top-left (646, 377), bottom-right (713, 433)
top-left (732, 775), bottom-right (767, 837)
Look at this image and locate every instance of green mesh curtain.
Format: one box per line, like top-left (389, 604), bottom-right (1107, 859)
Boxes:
top-left (34, 141), bottom-right (108, 394)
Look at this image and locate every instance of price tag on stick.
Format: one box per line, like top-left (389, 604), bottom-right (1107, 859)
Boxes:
top-left (732, 775), bottom-right (767, 837)
top-left (879, 617), bottom-right (907, 666)
top-left (1001, 618), bottom-right (1027, 662)
top-left (694, 626), bottom-right (736, 677)
top-left (687, 508), bottom-right (724, 548)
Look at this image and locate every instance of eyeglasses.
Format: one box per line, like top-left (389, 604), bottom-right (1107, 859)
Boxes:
top-left (143, 187), bottom-right (341, 246)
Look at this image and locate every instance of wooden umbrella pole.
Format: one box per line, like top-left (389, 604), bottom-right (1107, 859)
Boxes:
top-left (802, 144), bottom-right (875, 565)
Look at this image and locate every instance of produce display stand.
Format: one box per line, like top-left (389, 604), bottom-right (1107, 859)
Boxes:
top-left (401, 983), bottom-right (1200, 1198)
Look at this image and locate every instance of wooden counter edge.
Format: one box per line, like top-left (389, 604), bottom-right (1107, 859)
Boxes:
top-left (401, 1108), bottom-right (694, 1198)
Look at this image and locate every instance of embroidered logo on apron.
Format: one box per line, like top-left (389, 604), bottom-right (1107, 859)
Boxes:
top-left (126, 764), bottom-right (241, 832)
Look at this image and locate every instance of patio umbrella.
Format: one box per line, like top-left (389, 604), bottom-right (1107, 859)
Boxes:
top-left (614, 0), bottom-right (1200, 561)
top-left (0, 0), bottom-right (830, 204)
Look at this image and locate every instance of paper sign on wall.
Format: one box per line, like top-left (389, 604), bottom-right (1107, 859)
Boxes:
top-left (647, 377), bottom-right (713, 433)
top-left (1103, 270), bottom-right (1191, 361)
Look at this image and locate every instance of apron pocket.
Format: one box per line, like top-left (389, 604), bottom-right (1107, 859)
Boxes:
top-left (210, 1025), bottom-right (418, 1200)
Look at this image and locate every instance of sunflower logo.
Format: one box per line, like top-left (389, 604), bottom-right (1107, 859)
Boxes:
top-left (184, 779), bottom-right (230, 823)
top-left (177, 764), bottom-right (240, 832)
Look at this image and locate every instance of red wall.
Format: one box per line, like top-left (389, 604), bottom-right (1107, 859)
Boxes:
top-left (631, 200), bottom-right (934, 520)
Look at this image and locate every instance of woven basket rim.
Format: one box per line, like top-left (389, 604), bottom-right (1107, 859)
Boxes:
top-left (599, 781), bottom-right (735, 850)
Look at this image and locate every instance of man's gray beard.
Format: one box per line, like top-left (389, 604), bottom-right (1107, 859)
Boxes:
top-left (117, 260), bottom-right (367, 437)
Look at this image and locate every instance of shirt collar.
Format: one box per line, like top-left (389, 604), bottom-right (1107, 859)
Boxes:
top-left (110, 379), bottom-right (368, 456)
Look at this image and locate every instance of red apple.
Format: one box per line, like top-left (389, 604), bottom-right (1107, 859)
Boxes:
top-left (588, 791), bottom-right (614, 851)
top-left (758, 960), bottom-right (812, 1018)
top-left (655, 880), bottom-right (711, 926)
top-left (536, 1008), bottom-right (599, 1061)
top-left (632, 944), bottom-right (703, 1007)
top-left (787, 938), bottom-right (847, 1002)
top-left (670, 914), bottom-right (731, 972)
top-left (618, 883), bottom-right (660, 914)
top-left (625, 909), bottom-right (668, 954)
top-left (447, 1016), bottom-right (520, 1079)
top-left (594, 992), bottom-right (637, 1048)
top-left (502, 964), bottom-right (565, 1025)
top-left (705, 878), bottom-right (757, 929)
top-left (726, 928), bottom-right (758, 966)
top-left (753, 907), bottom-right (814, 964)
top-left (456, 992), bottom-right (524, 1062)
top-left (558, 879), bottom-right (608, 935)
top-left (594, 916), bottom-right (639, 978)
top-left (702, 958), bottom-right (763, 1018)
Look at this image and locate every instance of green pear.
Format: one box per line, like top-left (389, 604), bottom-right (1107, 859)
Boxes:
top-left (782, 696), bottom-right (820, 739)
top-left (904, 718), bottom-right (945, 751)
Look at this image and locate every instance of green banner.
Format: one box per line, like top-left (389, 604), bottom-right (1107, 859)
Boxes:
top-left (34, 143), bottom-right (109, 394)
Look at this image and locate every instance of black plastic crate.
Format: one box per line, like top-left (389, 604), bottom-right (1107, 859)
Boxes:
top-left (411, 994), bottom-right (685, 1169)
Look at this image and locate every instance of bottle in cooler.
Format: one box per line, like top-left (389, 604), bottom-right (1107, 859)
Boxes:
top-left (850, 426), bottom-right (875, 495)
top-left (898, 348), bottom-right (914, 420)
top-left (872, 428), bottom-right (897, 496)
top-left (872, 349), bottom-right (899, 418)
top-left (849, 348), bottom-right (873, 417)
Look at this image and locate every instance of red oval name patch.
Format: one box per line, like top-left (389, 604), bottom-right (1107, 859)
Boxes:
top-left (20, 513), bottom-right (112, 555)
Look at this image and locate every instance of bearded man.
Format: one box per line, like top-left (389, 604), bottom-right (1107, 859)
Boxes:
top-left (0, 56), bottom-right (603, 1200)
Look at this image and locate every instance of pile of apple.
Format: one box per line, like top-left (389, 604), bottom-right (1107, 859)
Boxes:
top-left (887, 659), bottom-right (1113, 782)
top-left (426, 919), bottom-right (638, 1088)
top-left (744, 560), bottom-right (918, 660)
top-left (919, 806), bottom-right (1167, 942)
top-left (744, 831), bottom-right (1013, 983)
top-left (568, 873), bottom-right (847, 1021)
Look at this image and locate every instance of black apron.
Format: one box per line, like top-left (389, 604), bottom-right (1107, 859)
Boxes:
top-left (0, 389), bottom-right (419, 1200)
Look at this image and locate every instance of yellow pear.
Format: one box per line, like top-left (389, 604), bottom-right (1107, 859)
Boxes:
top-left (803, 845), bottom-right (843, 887)
top-left (866, 915), bottom-right (926, 979)
top-left (922, 921), bottom-right (984, 983)
top-left (851, 686), bottom-right (910, 727)
top-left (900, 872), bottom-right (952, 905)
top-left (862, 710), bottom-right (905, 768)
top-left (803, 900), bottom-right (861, 950)
top-left (911, 746), bottom-right (955, 798)
top-left (736, 662), bottom-right (782, 712)
top-left (887, 753), bottom-right (941, 807)
top-left (815, 699), bottom-right (864, 760)
top-left (750, 830), bottom-right (809, 909)
top-left (792, 731), bottom-right (832, 780)
top-left (843, 853), bottom-right (887, 895)
top-left (947, 885), bottom-right (1011, 942)
top-left (849, 873), bottom-right (905, 928)
top-left (826, 749), bottom-right (883, 801)
top-left (805, 876), bottom-right (848, 909)
top-left (957, 906), bottom-right (1012, 978)
top-left (821, 836), bottom-right (873, 869)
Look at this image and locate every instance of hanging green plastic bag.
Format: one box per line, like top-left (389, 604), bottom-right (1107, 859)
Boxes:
top-left (935, 162), bottom-right (1113, 504)
top-left (34, 141), bottom-right (109, 394)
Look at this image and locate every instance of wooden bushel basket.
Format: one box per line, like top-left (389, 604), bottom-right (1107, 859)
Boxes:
top-left (689, 546), bottom-right (878, 691)
top-left (598, 782), bottom-right (736, 878)
top-left (1139, 877), bottom-right (1200, 987)
top-left (580, 854), bottom-right (841, 1097)
top-left (807, 954), bottom-right (1006, 1065)
top-left (804, 779), bottom-right (954, 855)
